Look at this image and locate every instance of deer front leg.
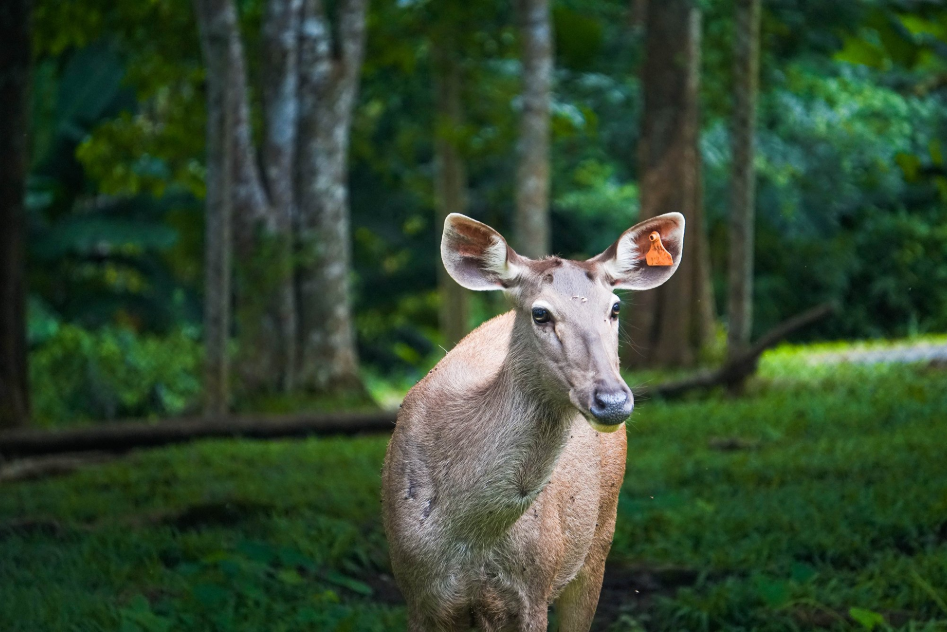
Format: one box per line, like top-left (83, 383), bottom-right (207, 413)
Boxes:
top-left (553, 494), bottom-right (620, 631)
top-left (519, 604), bottom-right (550, 632)
top-left (553, 562), bottom-right (606, 632)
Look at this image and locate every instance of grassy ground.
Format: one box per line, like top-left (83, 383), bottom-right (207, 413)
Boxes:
top-left (2, 344), bottom-right (947, 631)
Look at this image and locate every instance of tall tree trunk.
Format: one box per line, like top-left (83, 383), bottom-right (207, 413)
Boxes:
top-left (433, 47), bottom-right (471, 349)
top-left (0, 0), bottom-right (32, 429)
top-left (514, 0), bottom-right (553, 259)
top-left (727, 0), bottom-right (760, 359)
top-left (253, 0), bottom-right (301, 392)
top-left (626, 0), bottom-right (714, 369)
top-left (195, 0), bottom-right (300, 400)
top-left (195, 0), bottom-right (241, 415)
top-left (295, 0), bottom-right (367, 392)
top-left (202, 83), bottom-right (234, 416)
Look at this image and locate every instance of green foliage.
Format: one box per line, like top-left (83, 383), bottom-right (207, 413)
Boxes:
top-left (700, 63), bottom-right (947, 340)
top-left (114, 539), bottom-right (395, 631)
top-left (26, 34), bottom-right (204, 340)
top-left (30, 324), bottom-right (202, 425)
top-left (605, 352), bottom-right (947, 630)
top-left (4, 347), bottom-right (947, 630)
top-left (850, 607), bottom-right (887, 631)
top-left (0, 436), bottom-right (401, 631)
top-left (22, 0), bottom-right (947, 417)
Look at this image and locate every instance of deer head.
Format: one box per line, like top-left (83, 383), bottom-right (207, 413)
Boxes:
top-left (441, 212), bottom-right (685, 432)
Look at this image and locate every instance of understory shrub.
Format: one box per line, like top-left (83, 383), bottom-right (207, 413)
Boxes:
top-left (29, 324), bottom-right (202, 426)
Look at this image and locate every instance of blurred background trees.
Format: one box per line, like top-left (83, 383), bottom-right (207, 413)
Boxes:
top-left (194, 0), bottom-right (368, 409)
top-left (626, 0), bottom-right (714, 369)
top-left (431, 4), bottom-right (472, 349)
top-left (2, 0), bottom-right (946, 426)
top-left (727, 0), bottom-right (760, 360)
top-left (514, 0), bottom-right (553, 259)
top-left (0, 0), bottom-right (33, 429)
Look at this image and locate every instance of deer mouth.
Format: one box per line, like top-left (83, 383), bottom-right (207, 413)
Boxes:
top-left (587, 417), bottom-right (627, 433)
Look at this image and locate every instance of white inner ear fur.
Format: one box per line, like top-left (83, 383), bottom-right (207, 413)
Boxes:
top-left (483, 236), bottom-right (519, 281)
top-left (600, 231), bottom-right (641, 281)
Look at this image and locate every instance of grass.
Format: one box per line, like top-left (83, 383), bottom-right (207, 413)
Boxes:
top-left (2, 342), bottom-right (947, 631)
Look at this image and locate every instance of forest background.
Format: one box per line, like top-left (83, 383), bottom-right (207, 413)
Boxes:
top-left (3, 0), bottom-right (947, 630)
top-left (0, 0), bottom-right (945, 428)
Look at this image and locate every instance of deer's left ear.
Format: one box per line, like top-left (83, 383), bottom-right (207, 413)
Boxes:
top-left (589, 212), bottom-right (685, 290)
top-left (441, 213), bottom-right (528, 291)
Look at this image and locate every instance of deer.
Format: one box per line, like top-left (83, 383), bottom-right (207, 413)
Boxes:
top-left (382, 211), bottom-right (685, 631)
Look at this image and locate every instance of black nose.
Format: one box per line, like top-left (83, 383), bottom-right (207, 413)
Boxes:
top-left (590, 385), bottom-right (634, 425)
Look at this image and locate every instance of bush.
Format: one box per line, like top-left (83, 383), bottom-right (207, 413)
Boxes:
top-left (30, 324), bottom-right (202, 426)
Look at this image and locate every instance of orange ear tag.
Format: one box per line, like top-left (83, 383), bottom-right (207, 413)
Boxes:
top-left (645, 232), bottom-right (674, 267)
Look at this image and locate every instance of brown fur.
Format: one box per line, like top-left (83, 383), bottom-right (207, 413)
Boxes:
top-left (382, 213), bottom-right (684, 631)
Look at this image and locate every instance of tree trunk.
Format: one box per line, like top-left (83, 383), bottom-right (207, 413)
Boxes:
top-left (203, 91), bottom-right (233, 416)
top-left (0, 0), bottom-right (32, 429)
top-left (195, 0), bottom-right (240, 415)
top-left (514, 0), bottom-right (553, 259)
top-left (433, 46), bottom-right (471, 349)
top-left (194, 0), bottom-right (270, 259)
top-left (727, 0), bottom-right (760, 359)
top-left (249, 0), bottom-right (302, 392)
top-left (295, 0), bottom-right (367, 392)
top-left (626, 0), bottom-right (714, 369)
top-left (195, 0), bottom-right (304, 400)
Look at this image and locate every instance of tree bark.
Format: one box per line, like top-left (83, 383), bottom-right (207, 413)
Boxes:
top-left (639, 303), bottom-right (835, 399)
top-left (727, 0), bottom-right (760, 359)
top-left (625, 0), bottom-right (714, 369)
top-left (295, 0), bottom-right (367, 391)
top-left (514, 0), bottom-right (553, 259)
top-left (195, 0), bottom-right (306, 398)
top-left (0, 0), bottom-right (32, 429)
top-left (194, 0), bottom-right (270, 251)
top-left (433, 46), bottom-right (471, 349)
top-left (203, 95), bottom-right (232, 416)
top-left (0, 412), bottom-right (397, 458)
top-left (195, 0), bottom-right (240, 415)
top-left (249, 0), bottom-right (302, 392)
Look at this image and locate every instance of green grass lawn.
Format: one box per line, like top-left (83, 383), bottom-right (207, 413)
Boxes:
top-left (2, 345), bottom-right (947, 631)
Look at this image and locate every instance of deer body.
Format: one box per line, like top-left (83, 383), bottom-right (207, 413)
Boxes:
top-left (383, 213), bottom-right (685, 631)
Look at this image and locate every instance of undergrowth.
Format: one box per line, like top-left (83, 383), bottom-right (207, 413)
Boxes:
top-left (2, 342), bottom-right (946, 630)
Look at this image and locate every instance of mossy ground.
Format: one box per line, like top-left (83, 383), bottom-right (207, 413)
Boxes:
top-left (2, 341), bottom-right (947, 631)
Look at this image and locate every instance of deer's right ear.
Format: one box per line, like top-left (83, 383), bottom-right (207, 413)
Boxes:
top-left (441, 214), bottom-right (525, 291)
top-left (590, 212), bottom-right (685, 290)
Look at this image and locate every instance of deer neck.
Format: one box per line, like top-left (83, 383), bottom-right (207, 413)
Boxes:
top-left (450, 315), bottom-right (574, 540)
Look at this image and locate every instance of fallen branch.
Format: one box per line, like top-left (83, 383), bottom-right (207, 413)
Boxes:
top-left (0, 452), bottom-right (117, 484)
top-left (638, 302), bottom-right (836, 399)
top-left (0, 304), bottom-right (834, 460)
top-left (0, 411), bottom-right (397, 459)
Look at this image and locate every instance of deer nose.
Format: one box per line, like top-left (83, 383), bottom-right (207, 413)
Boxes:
top-left (590, 384), bottom-right (634, 425)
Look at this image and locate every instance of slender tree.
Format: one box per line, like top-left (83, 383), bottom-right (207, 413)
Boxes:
top-left (626, 0), bottom-right (714, 368)
top-left (194, 0), bottom-right (283, 403)
top-left (202, 79), bottom-right (234, 416)
top-left (432, 45), bottom-right (472, 349)
top-left (295, 0), bottom-right (368, 391)
top-left (239, 0), bottom-right (303, 393)
top-left (0, 0), bottom-right (32, 429)
top-left (193, 0), bottom-right (368, 399)
top-left (514, 0), bottom-right (553, 258)
top-left (727, 0), bottom-right (761, 358)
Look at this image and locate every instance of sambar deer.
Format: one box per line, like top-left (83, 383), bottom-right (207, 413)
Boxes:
top-left (382, 212), bottom-right (685, 631)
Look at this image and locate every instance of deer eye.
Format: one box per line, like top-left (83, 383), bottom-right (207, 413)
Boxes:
top-left (532, 307), bottom-right (551, 324)
top-left (611, 302), bottom-right (621, 319)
